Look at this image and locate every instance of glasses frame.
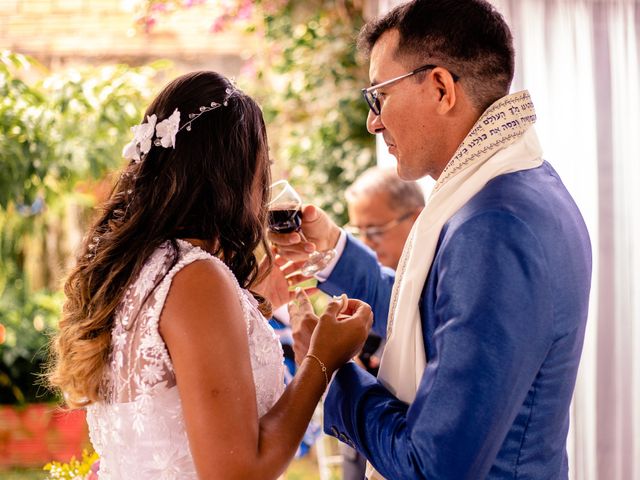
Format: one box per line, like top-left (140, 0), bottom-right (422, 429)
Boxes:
top-left (346, 211), bottom-right (416, 241)
top-left (361, 63), bottom-right (460, 116)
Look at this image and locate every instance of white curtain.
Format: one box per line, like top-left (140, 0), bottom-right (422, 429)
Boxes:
top-left (376, 1), bottom-right (640, 479)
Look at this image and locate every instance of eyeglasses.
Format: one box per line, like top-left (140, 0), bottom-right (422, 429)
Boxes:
top-left (345, 211), bottom-right (416, 241)
top-left (361, 63), bottom-right (460, 116)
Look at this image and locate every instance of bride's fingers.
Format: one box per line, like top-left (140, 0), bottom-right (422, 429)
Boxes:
top-left (257, 254), bottom-right (271, 274)
top-left (294, 287), bottom-right (314, 313)
top-left (321, 297), bottom-right (345, 321)
top-left (269, 232), bottom-right (316, 258)
top-left (288, 289), bottom-right (313, 326)
top-left (351, 302), bottom-right (374, 331)
top-left (285, 272), bottom-right (314, 287)
top-left (273, 254), bottom-right (290, 267)
top-left (290, 289), bottom-right (318, 365)
top-left (281, 260), bottom-right (307, 277)
top-left (287, 285), bottom-right (319, 299)
top-left (289, 285), bottom-right (321, 298)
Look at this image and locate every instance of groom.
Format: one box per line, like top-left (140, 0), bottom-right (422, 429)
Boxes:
top-left (271, 0), bottom-right (592, 478)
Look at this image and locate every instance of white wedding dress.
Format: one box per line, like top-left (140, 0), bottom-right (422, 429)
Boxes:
top-left (86, 239), bottom-right (285, 479)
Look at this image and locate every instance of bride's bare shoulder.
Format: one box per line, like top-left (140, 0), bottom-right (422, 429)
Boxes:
top-left (160, 257), bottom-right (244, 336)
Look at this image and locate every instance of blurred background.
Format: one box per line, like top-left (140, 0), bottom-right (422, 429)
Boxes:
top-left (0, 0), bottom-right (638, 479)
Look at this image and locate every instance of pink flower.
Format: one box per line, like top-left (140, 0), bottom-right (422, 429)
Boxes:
top-left (87, 459), bottom-right (100, 479)
top-left (237, 4), bottom-right (253, 20)
top-left (210, 17), bottom-right (227, 33)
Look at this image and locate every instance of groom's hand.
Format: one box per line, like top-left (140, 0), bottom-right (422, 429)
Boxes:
top-left (268, 204), bottom-right (341, 262)
top-left (289, 288), bottom-right (317, 365)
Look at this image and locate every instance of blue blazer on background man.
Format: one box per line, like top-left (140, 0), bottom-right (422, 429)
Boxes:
top-left (319, 161), bottom-right (592, 479)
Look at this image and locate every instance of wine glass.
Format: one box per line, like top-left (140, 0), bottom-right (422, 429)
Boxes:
top-left (268, 180), bottom-right (336, 276)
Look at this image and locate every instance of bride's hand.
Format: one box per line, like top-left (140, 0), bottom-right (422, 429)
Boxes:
top-left (291, 289), bottom-right (372, 374)
top-left (254, 253), bottom-right (316, 310)
top-left (290, 288), bottom-right (317, 364)
top-left (310, 297), bottom-right (373, 374)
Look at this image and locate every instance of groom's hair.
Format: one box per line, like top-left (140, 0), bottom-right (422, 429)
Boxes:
top-left (358, 0), bottom-right (515, 112)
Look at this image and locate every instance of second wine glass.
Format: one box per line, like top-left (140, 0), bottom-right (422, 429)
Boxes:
top-left (268, 180), bottom-right (336, 276)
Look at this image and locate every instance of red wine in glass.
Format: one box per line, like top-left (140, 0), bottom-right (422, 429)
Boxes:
top-left (268, 180), bottom-right (336, 276)
top-left (268, 207), bottom-right (303, 234)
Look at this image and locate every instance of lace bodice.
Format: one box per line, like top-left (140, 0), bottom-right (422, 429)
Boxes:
top-left (86, 240), bottom-right (285, 479)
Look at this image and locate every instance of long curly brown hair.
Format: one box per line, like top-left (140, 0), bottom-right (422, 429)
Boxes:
top-left (47, 71), bottom-right (272, 408)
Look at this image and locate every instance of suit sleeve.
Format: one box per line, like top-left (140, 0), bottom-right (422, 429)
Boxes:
top-left (318, 234), bottom-right (395, 338)
top-left (323, 212), bottom-right (554, 480)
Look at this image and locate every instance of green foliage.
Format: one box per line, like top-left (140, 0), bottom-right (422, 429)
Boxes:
top-left (0, 52), bottom-right (165, 208)
top-left (0, 52), bottom-right (162, 404)
top-left (0, 286), bottom-right (63, 404)
top-left (244, 1), bottom-right (375, 225)
top-left (138, 0), bottom-right (376, 225)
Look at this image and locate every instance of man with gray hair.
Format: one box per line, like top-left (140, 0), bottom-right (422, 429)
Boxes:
top-left (345, 166), bottom-right (424, 271)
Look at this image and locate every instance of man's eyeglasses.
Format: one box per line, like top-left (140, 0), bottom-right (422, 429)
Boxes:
top-left (345, 211), bottom-right (416, 241)
top-left (361, 63), bottom-right (460, 116)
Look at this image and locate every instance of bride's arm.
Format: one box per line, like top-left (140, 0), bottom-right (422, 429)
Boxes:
top-left (160, 258), bottom-right (370, 480)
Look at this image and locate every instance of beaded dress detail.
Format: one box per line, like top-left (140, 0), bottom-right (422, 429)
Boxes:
top-left (86, 240), bottom-right (285, 479)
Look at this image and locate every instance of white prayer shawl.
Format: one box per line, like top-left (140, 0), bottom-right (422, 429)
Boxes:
top-left (366, 91), bottom-right (543, 480)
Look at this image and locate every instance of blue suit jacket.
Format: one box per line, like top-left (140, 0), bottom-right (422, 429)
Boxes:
top-left (320, 162), bottom-right (591, 479)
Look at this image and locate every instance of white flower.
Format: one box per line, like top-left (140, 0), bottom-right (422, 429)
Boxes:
top-left (113, 330), bottom-right (127, 350)
top-left (114, 350), bottom-right (124, 369)
top-left (155, 109), bottom-right (181, 148)
top-left (141, 362), bottom-right (163, 384)
top-left (121, 138), bottom-right (139, 162)
top-left (121, 99), bottom-right (219, 165)
top-left (140, 332), bottom-right (159, 352)
top-left (122, 114), bottom-right (157, 163)
top-left (136, 114), bottom-right (158, 153)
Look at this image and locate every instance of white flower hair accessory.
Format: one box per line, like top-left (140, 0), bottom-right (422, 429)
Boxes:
top-left (154, 108), bottom-right (180, 149)
top-left (122, 87), bottom-right (233, 163)
top-left (122, 114), bottom-right (157, 163)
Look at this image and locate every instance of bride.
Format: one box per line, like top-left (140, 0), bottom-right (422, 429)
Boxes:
top-left (47, 71), bottom-right (372, 479)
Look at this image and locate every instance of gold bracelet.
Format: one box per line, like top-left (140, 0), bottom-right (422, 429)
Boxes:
top-left (305, 354), bottom-right (329, 388)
